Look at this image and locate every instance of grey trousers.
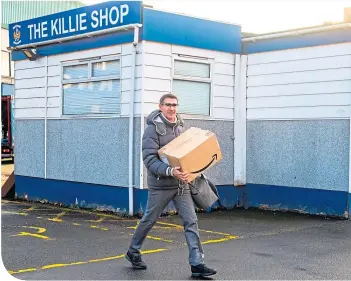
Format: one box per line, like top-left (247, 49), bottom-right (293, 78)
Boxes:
top-left (128, 187), bottom-right (205, 266)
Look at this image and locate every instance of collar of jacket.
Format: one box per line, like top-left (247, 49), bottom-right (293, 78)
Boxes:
top-left (152, 111), bottom-right (184, 136)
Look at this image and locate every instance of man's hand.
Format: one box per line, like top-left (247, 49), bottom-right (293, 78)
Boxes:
top-left (172, 167), bottom-right (190, 183)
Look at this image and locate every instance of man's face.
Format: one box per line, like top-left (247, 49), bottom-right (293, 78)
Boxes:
top-left (159, 98), bottom-right (178, 121)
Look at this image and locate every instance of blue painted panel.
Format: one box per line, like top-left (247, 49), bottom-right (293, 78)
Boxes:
top-left (142, 9), bottom-right (241, 53)
top-left (243, 28), bottom-right (351, 54)
top-left (15, 175), bottom-right (130, 213)
top-left (133, 188), bottom-right (148, 215)
top-left (13, 176), bottom-right (349, 218)
top-left (349, 193), bottom-right (351, 218)
top-left (245, 183), bottom-right (348, 218)
top-left (12, 30), bottom-right (134, 61)
top-left (1, 83), bottom-right (14, 96)
top-left (9, 1), bottom-right (141, 48)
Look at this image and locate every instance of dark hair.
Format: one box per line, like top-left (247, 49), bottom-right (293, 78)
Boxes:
top-left (159, 93), bottom-right (178, 104)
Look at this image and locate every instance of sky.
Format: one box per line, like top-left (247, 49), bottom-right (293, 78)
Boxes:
top-left (82, 0), bottom-right (351, 34)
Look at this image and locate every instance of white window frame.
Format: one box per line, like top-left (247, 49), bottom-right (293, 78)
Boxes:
top-left (60, 55), bottom-right (122, 118)
top-left (171, 55), bottom-right (214, 117)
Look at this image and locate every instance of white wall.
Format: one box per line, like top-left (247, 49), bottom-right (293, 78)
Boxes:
top-left (1, 27), bottom-right (14, 78)
top-left (14, 43), bottom-right (140, 119)
top-left (14, 41), bottom-right (236, 120)
top-left (126, 41), bottom-right (236, 120)
top-left (246, 42), bottom-right (351, 120)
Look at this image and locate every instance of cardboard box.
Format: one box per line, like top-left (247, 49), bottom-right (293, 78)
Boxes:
top-left (158, 127), bottom-right (223, 182)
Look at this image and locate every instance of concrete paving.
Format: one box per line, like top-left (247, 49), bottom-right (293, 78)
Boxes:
top-left (1, 199), bottom-right (351, 280)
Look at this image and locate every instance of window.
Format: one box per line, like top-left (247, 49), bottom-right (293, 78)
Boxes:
top-left (62, 57), bottom-right (121, 115)
top-left (172, 59), bottom-right (211, 116)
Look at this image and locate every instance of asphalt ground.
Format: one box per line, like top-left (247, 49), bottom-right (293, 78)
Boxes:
top-left (1, 199), bottom-right (351, 280)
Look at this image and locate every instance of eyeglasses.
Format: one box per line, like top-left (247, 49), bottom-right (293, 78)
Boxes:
top-left (163, 103), bottom-right (178, 107)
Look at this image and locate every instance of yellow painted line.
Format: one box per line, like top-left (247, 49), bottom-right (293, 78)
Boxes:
top-left (107, 219), bottom-right (137, 222)
top-left (140, 248), bottom-right (168, 254)
top-left (12, 232), bottom-right (53, 240)
top-left (9, 248), bottom-right (168, 275)
top-left (202, 236), bottom-right (239, 245)
top-left (17, 268), bottom-right (37, 273)
top-left (155, 221), bottom-right (183, 229)
top-left (70, 262), bottom-right (87, 266)
top-left (2, 211), bottom-right (28, 216)
top-left (24, 206), bottom-right (35, 211)
top-left (89, 254), bottom-right (125, 263)
top-left (199, 229), bottom-right (234, 236)
top-left (146, 235), bottom-right (173, 243)
top-left (11, 226), bottom-right (53, 240)
top-left (72, 223), bottom-right (81, 226)
top-left (23, 226), bottom-right (46, 234)
top-left (1, 199), bottom-right (125, 220)
top-left (153, 226), bottom-right (173, 229)
top-left (42, 264), bottom-right (69, 270)
top-left (47, 211), bottom-right (67, 222)
top-left (90, 225), bottom-right (98, 229)
top-left (127, 226), bottom-right (137, 230)
top-left (101, 228), bottom-right (109, 231)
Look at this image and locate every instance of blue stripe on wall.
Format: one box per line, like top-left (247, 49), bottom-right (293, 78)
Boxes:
top-left (245, 184), bottom-right (349, 218)
top-left (142, 9), bottom-right (241, 54)
top-left (1, 83), bottom-right (14, 96)
top-left (14, 176), bottom-right (349, 218)
top-left (242, 28), bottom-right (351, 54)
top-left (12, 30), bottom-right (134, 61)
top-left (15, 175), bottom-right (130, 213)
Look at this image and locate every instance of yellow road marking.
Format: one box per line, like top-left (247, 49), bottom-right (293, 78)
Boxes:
top-left (2, 200), bottom-right (124, 219)
top-left (128, 233), bottom-right (173, 243)
top-left (2, 211), bottom-right (28, 216)
top-left (17, 268), bottom-right (37, 273)
top-left (9, 248), bottom-right (168, 275)
top-left (12, 233), bottom-right (52, 240)
top-left (42, 264), bottom-right (69, 270)
top-left (72, 223), bottom-right (81, 226)
top-left (155, 221), bottom-right (183, 229)
top-left (127, 226), bottom-right (137, 230)
top-left (153, 226), bottom-right (173, 229)
top-left (47, 211), bottom-right (67, 222)
top-left (199, 229), bottom-right (235, 236)
top-left (23, 226), bottom-right (46, 234)
top-left (146, 235), bottom-right (173, 243)
top-left (11, 226), bottom-right (53, 240)
top-left (70, 262), bottom-right (87, 265)
top-left (202, 235), bottom-right (239, 244)
top-left (89, 254), bottom-right (125, 263)
top-left (24, 206), bottom-right (35, 211)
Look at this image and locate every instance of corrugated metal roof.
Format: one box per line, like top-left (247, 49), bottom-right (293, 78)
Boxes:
top-left (1, 1), bottom-right (85, 26)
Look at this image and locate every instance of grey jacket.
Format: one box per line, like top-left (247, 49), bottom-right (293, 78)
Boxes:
top-left (142, 109), bottom-right (185, 190)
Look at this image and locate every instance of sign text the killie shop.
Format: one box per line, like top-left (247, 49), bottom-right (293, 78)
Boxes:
top-left (9, 1), bottom-right (142, 47)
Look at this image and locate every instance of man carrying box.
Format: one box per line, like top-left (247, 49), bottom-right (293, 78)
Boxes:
top-left (126, 93), bottom-right (217, 278)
